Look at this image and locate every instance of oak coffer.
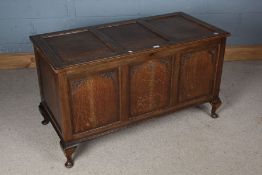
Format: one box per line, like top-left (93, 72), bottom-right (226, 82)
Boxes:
top-left (30, 12), bottom-right (230, 168)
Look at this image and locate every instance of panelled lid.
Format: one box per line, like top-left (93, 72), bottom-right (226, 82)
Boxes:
top-left (30, 12), bottom-right (230, 70)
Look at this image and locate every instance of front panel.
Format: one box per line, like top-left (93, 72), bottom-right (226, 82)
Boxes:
top-left (68, 69), bottom-right (120, 134)
top-left (129, 57), bottom-right (172, 116)
top-left (178, 46), bottom-right (218, 102)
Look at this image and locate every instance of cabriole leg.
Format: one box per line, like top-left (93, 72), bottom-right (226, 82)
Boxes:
top-left (60, 141), bottom-right (78, 168)
top-left (210, 97), bottom-right (222, 118)
top-left (38, 103), bottom-right (49, 125)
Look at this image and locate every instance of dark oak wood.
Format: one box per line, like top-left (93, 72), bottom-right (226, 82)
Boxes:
top-left (30, 12), bottom-right (230, 168)
top-left (69, 69), bottom-right (120, 133)
top-left (129, 57), bottom-right (172, 116)
top-left (60, 141), bottom-right (77, 168)
top-left (210, 97), bottom-right (222, 118)
top-left (38, 103), bottom-right (49, 125)
top-left (178, 46), bottom-right (218, 102)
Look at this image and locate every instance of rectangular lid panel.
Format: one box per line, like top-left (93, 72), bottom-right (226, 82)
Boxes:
top-left (98, 22), bottom-right (168, 52)
top-left (146, 15), bottom-right (215, 42)
top-left (31, 12), bottom-right (229, 69)
top-left (44, 30), bottom-right (115, 65)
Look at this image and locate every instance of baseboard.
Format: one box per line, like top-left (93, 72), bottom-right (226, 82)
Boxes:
top-left (0, 45), bottom-right (261, 69)
top-left (0, 53), bottom-right (35, 69)
top-left (224, 45), bottom-right (262, 61)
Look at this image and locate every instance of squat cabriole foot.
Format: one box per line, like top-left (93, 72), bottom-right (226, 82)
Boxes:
top-left (210, 97), bottom-right (222, 118)
top-left (60, 141), bottom-right (78, 168)
top-left (38, 103), bottom-right (50, 125)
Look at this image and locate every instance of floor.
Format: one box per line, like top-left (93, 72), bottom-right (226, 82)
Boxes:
top-left (0, 61), bottom-right (261, 175)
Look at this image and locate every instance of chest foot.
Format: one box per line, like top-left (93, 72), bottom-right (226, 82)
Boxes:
top-left (60, 141), bottom-right (78, 168)
top-left (39, 103), bottom-right (50, 125)
top-left (210, 97), bottom-right (222, 118)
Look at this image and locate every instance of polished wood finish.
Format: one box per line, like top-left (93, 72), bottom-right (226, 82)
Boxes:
top-left (59, 140), bottom-right (77, 168)
top-left (30, 12), bottom-right (230, 168)
top-left (69, 70), bottom-right (120, 133)
top-left (129, 57), bottom-right (172, 116)
top-left (178, 46), bottom-right (218, 102)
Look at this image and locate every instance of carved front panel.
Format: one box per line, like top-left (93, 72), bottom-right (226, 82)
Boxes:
top-left (129, 58), bottom-right (172, 116)
top-left (178, 47), bottom-right (217, 102)
top-left (69, 70), bottom-right (119, 133)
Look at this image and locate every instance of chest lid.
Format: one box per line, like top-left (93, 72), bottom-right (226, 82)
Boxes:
top-left (30, 12), bottom-right (229, 70)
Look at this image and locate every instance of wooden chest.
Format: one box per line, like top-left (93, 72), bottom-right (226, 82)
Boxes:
top-left (30, 12), bottom-right (230, 168)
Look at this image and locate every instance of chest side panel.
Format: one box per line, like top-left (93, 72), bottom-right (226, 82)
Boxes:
top-left (178, 46), bottom-right (218, 102)
top-left (68, 69), bottom-right (120, 134)
top-left (37, 55), bottom-right (61, 128)
top-left (129, 57), bottom-right (172, 116)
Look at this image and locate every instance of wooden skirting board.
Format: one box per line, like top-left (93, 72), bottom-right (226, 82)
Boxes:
top-left (0, 53), bottom-right (36, 69)
top-left (225, 45), bottom-right (262, 61)
top-left (0, 45), bottom-right (261, 69)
